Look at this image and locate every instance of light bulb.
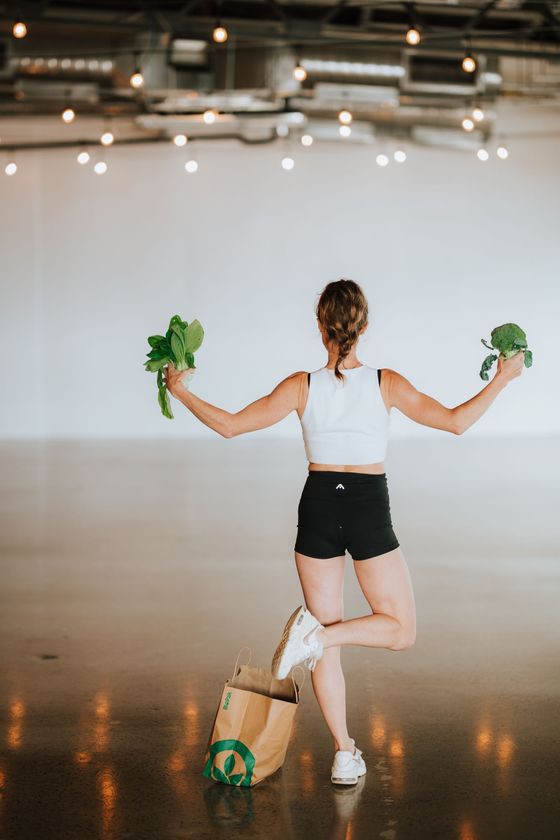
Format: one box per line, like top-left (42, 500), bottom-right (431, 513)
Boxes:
top-left (497, 145), bottom-right (509, 160)
top-left (339, 125), bottom-right (351, 137)
top-left (376, 153), bottom-right (389, 167)
top-left (338, 109), bottom-right (352, 125)
top-left (13, 21), bottom-right (27, 38)
top-left (406, 28), bottom-right (421, 46)
top-left (462, 54), bottom-right (476, 73)
top-left (301, 134), bottom-right (313, 147)
top-left (394, 149), bottom-right (407, 163)
top-left (281, 157), bottom-right (295, 170)
top-left (472, 106), bottom-right (484, 122)
top-left (130, 70), bottom-right (144, 89)
top-left (213, 25), bottom-right (228, 43)
top-left (185, 160), bottom-right (198, 173)
top-left (294, 64), bottom-right (307, 82)
top-left (5, 161), bottom-right (17, 175)
top-left (462, 117), bottom-right (475, 132)
top-left (62, 107), bottom-right (75, 123)
top-left (94, 161), bottom-right (107, 174)
top-left (77, 150), bottom-right (90, 165)
top-left (173, 134), bottom-right (187, 147)
top-left (477, 148), bottom-right (489, 161)
top-left (203, 109), bottom-right (216, 124)
top-left (100, 131), bottom-right (114, 146)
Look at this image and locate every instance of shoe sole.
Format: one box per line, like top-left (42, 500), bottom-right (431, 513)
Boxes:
top-left (331, 767), bottom-right (367, 785)
top-left (271, 605), bottom-right (306, 678)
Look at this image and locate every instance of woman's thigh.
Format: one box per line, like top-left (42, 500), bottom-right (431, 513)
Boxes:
top-left (353, 546), bottom-right (416, 638)
top-left (294, 551), bottom-right (346, 625)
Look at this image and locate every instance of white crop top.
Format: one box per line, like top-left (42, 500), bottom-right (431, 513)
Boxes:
top-left (299, 363), bottom-right (390, 465)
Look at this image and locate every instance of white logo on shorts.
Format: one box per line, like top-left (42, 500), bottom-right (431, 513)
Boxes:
top-left (336, 483), bottom-right (345, 490)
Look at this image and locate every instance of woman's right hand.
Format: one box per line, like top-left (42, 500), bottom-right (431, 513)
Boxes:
top-left (496, 351), bottom-right (525, 382)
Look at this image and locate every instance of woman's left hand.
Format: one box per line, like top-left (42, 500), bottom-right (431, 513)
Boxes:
top-left (163, 361), bottom-right (195, 396)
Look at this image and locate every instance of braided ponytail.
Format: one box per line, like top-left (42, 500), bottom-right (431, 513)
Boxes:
top-left (315, 279), bottom-right (369, 383)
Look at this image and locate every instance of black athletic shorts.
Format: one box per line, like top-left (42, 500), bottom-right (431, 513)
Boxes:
top-left (294, 470), bottom-right (400, 561)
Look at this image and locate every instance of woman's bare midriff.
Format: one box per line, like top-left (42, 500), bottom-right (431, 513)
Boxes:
top-left (308, 463), bottom-right (385, 474)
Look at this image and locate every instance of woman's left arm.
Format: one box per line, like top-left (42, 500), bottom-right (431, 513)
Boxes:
top-left (163, 363), bottom-right (304, 438)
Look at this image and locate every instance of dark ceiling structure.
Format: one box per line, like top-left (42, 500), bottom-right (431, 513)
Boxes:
top-left (0, 1), bottom-right (559, 152)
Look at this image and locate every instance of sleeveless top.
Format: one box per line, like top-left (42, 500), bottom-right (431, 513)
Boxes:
top-left (299, 364), bottom-right (389, 465)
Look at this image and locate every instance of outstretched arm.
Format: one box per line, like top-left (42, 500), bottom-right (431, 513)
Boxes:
top-left (163, 363), bottom-right (304, 438)
top-left (385, 351), bottom-right (524, 435)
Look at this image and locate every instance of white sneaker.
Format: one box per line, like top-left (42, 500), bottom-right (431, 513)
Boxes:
top-left (271, 604), bottom-right (325, 679)
top-left (331, 739), bottom-right (367, 785)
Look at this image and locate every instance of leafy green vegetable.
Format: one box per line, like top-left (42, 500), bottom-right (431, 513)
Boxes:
top-left (479, 322), bottom-right (533, 380)
top-left (144, 314), bottom-right (204, 419)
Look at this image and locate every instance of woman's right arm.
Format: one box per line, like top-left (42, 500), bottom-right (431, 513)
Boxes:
top-left (385, 351), bottom-right (525, 435)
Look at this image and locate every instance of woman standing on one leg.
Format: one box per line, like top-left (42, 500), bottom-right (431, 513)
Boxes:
top-left (163, 278), bottom-right (525, 786)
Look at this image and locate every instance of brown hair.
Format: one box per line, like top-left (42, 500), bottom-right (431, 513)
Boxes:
top-left (315, 279), bottom-right (369, 383)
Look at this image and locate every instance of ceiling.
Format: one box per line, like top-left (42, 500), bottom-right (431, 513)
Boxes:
top-left (0, 1), bottom-right (559, 152)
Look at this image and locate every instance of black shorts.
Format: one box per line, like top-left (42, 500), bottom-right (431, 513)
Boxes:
top-left (294, 470), bottom-right (400, 561)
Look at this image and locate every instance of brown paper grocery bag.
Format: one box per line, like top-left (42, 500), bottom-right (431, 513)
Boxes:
top-left (202, 646), bottom-right (306, 787)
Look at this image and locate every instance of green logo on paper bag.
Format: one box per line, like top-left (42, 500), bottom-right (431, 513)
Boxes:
top-left (223, 691), bottom-right (232, 710)
top-left (202, 739), bottom-right (256, 786)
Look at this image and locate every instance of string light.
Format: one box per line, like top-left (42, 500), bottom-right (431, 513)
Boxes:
top-left (185, 159), bottom-right (198, 173)
top-left (94, 161), bottom-right (107, 174)
top-left (12, 21), bottom-right (27, 38)
top-left (462, 117), bottom-right (475, 131)
top-left (77, 150), bottom-right (90, 164)
top-left (293, 63), bottom-right (307, 82)
top-left (213, 24), bottom-right (228, 43)
top-left (394, 149), bottom-right (407, 163)
top-left (203, 109), bottom-right (217, 124)
top-left (497, 144), bottom-right (509, 159)
top-left (100, 130), bottom-right (114, 146)
top-left (376, 153), bottom-right (389, 167)
top-left (477, 148), bottom-right (489, 161)
top-left (472, 105), bottom-right (484, 122)
top-left (405, 28), bottom-right (421, 46)
top-left (62, 107), bottom-right (75, 124)
top-left (301, 134), bottom-right (313, 146)
top-left (462, 53), bottom-right (477, 73)
top-left (5, 161), bottom-right (18, 176)
top-left (338, 109), bottom-right (352, 125)
top-left (130, 68), bottom-right (144, 88)
top-left (281, 157), bottom-right (294, 170)
top-left (173, 134), bottom-right (187, 147)
top-left (339, 125), bottom-right (351, 137)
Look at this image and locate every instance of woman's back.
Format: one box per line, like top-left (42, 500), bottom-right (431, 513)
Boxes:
top-left (299, 363), bottom-right (390, 465)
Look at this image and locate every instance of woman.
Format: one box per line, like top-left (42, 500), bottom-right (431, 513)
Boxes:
top-left (163, 279), bottom-right (525, 786)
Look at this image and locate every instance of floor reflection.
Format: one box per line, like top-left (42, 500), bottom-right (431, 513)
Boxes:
top-left (0, 438), bottom-right (558, 839)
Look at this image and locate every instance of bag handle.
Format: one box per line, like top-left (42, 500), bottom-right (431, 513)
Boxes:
top-left (291, 665), bottom-right (306, 701)
top-left (231, 645), bottom-right (252, 681)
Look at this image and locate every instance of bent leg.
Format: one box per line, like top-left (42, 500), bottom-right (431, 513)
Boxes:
top-left (294, 550), bottom-right (354, 752)
top-left (318, 546), bottom-right (417, 651)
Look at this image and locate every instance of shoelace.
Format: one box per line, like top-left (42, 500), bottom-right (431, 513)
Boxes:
top-left (306, 653), bottom-right (319, 671)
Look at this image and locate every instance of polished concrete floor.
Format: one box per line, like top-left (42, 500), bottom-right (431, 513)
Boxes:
top-left (0, 436), bottom-right (559, 840)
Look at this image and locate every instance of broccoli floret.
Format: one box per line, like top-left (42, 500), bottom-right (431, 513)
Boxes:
top-left (479, 322), bottom-right (533, 380)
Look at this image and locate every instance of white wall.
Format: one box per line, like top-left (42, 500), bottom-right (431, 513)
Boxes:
top-left (0, 104), bottom-right (557, 440)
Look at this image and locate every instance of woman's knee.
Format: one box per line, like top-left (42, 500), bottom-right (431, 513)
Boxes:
top-left (388, 623), bottom-right (416, 651)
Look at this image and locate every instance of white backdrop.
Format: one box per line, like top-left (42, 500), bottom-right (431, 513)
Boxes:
top-left (0, 104), bottom-right (556, 440)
